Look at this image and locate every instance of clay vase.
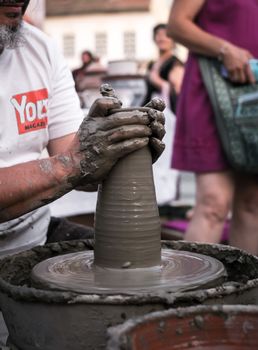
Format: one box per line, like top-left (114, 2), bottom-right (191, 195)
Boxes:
top-left (94, 130), bottom-right (161, 269)
top-left (107, 305), bottom-right (258, 350)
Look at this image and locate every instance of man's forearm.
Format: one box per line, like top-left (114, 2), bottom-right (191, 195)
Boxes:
top-left (0, 153), bottom-right (79, 223)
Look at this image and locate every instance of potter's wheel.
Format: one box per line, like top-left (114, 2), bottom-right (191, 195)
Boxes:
top-left (31, 249), bottom-right (226, 294)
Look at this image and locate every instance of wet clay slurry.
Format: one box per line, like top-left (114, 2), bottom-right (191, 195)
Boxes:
top-left (107, 305), bottom-right (258, 350)
top-left (31, 249), bottom-right (226, 294)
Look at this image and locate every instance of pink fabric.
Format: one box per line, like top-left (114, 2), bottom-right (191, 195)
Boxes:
top-left (172, 0), bottom-right (258, 172)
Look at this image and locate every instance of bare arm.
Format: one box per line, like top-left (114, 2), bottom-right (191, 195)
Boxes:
top-left (0, 98), bottom-right (146, 223)
top-left (47, 133), bottom-right (75, 156)
top-left (149, 62), bottom-right (168, 91)
top-left (48, 133), bottom-right (98, 192)
top-left (167, 0), bottom-right (255, 84)
top-left (167, 0), bottom-right (224, 57)
top-left (149, 60), bottom-right (184, 98)
top-left (0, 134), bottom-right (79, 223)
top-left (168, 64), bottom-right (185, 95)
top-left (0, 153), bottom-right (77, 223)
top-left (0, 92), bottom-right (166, 223)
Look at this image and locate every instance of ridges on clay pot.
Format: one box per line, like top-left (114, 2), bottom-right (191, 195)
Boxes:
top-left (94, 107), bottom-right (161, 269)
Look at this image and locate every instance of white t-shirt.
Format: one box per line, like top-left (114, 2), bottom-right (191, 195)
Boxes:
top-left (0, 22), bottom-right (84, 257)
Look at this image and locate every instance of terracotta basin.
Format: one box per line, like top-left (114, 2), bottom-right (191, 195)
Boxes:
top-left (0, 241), bottom-right (258, 350)
top-left (107, 305), bottom-right (258, 350)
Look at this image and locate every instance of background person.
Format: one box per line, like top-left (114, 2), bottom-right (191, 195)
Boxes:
top-left (72, 50), bottom-right (95, 91)
top-left (142, 23), bottom-right (184, 114)
top-left (142, 23), bottom-right (184, 209)
top-left (72, 50), bottom-right (107, 108)
top-left (167, 0), bottom-right (258, 254)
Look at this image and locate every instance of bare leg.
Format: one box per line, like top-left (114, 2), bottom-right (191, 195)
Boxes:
top-left (184, 171), bottom-right (234, 243)
top-left (230, 173), bottom-right (258, 255)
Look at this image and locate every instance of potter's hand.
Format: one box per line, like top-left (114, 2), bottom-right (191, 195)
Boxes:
top-left (99, 84), bottom-right (166, 163)
top-left (68, 88), bottom-right (151, 184)
top-left (145, 98), bottom-right (166, 163)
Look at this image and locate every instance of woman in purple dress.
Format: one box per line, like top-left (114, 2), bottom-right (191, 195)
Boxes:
top-left (167, 0), bottom-right (258, 254)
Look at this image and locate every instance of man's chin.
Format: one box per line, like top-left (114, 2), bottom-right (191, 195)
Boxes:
top-left (0, 20), bottom-right (25, 50)
top-left (6, 16), bottom-right (23, 30)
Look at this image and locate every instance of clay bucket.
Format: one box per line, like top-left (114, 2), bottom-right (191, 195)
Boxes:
top-left (1, 241), bottom-right (258, 350)
top-left (107, 305), bottom-right (258, 350)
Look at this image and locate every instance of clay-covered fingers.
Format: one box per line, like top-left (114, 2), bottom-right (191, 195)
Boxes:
top-left (144, 101), bottom-right (166, 163)
top-left (107, 138), bottom-right (149, 159)
top-left (99, 110), bottom-right (150, 130)
top-left (100, 83), bottom-right (117, 98)
top-left (107, 124), bottom-right (151, 143)
top-left (148, 108), bottom-right (165, 140)
top-left (144, 97), bottom-right (166, 112)
top-left (150, 120), bottom-right (166, 141)
top-left (148, 108), bottom-right (165, 125)
top-left (88, 97), bottom-right (122, 118)
top-left (149, 137), bottom-right (165, 163)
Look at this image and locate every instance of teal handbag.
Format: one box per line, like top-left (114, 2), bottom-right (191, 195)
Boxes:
top-left (199, 56), bottom-right (258, 172)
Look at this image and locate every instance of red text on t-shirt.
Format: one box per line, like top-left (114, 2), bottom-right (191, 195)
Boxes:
top-left (11, 89), bottom-right (49, 134)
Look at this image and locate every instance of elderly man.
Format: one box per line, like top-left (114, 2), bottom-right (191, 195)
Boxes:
top-left (0, 1), bottom-right (165, 345)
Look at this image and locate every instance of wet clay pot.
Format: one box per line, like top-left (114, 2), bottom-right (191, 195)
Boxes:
top-left (94, 145), bottom-right (161, 268)
top-left (0, 240), bottom-right (258, 350)
top-left (107, 305), bottom-right (258, 350)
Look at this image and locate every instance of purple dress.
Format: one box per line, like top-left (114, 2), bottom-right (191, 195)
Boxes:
top-left (172, 0), bottom-right (258, 172)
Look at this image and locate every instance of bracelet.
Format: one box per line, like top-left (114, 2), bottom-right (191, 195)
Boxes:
top-left (217, 43), bottom-right (228, 62)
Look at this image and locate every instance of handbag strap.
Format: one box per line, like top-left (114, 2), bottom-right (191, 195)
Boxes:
top-left (198, 56), bottom-right (233, 157)
top-left (198, 57), bottom-right (222, 118)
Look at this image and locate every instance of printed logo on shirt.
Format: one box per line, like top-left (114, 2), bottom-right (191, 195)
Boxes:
top-left (11, 89), bottom-right (49, 135)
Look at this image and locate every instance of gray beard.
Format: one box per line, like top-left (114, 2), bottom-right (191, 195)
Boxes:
top-left (0, 21), bottom-right (26, 51)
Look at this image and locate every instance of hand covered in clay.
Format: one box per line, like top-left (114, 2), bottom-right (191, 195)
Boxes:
top-left (68, 84), bottom-right (153, 184)
top-left (144, 98), bottom-right (166, 163)
top-left (102, 84), bottom-right (166, 163)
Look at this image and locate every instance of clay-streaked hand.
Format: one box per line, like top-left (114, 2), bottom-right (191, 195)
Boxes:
top-left (145, 98), bottom-right (166, 163)
top-left (110, 98), bottom-right (166, 163)
top-left (68, 93), bottom-right (152, 184)
top-left (100, 83), bottom-right (166, 163)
